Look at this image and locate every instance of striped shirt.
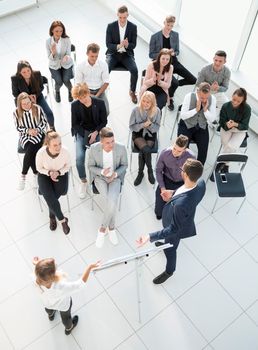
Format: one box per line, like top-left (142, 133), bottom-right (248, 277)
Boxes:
top-left (14, 105), bottom-right (48, 148)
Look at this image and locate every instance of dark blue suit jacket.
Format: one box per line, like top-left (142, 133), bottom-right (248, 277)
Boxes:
top-left (106, 20), bottom-right (137, 56)
top-left (71, 97), bottom-right (107, 137)
top-left (150, 179), bottom-right (206, 241)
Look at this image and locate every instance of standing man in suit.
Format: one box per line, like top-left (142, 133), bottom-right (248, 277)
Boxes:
top-left (149, 15), bottom-right (196, 111)
top-left (137, 159), bottom-right (205, 284)
top-left (71, 83), bottom-right (107, 199)
top-left (88, 127), bottom-right (128, 248)
top-left (106, 5), bottom-right (138, 104)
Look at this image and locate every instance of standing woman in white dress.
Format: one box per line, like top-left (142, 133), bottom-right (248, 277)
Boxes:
top-left (46, 20), bottom-right (74, 103)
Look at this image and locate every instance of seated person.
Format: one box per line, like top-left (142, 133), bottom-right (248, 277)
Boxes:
top-left (149, 15), bottom-right (196, 111)
top-left (36, 131), bottom-right (71, 235)
top-left (196, 50), bottom-right (231, 119)
top-left (178, 82), bottom-right (216, 165)
top-left (14, 92), bottom-right (48, 190)
top-left (75, 43), bottom-right (110, 115)
top-left (129, 91), bottom-right (161, 186)
top-left (71, 83), bottom-right (107, 199)
top-left (88, 127), bottom-right (128, 248)
top-left (140, 48), bottom-right (173, 111)
top-left (46, 20), bottom-right (74, 102)
top-left (11, 60), bottom-right (55, 129)
top-left (106, 5), bottom-right (138, 104)
top-left (217, 87), bottom-right (251, 174)
top-left (155, 135), bottom-right (195, 219)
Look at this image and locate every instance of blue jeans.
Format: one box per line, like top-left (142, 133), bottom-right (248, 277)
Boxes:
top-left (49, 66), bottom-right (73, 92)
top-left (75, 132), bottom-right (99, 180)
top-left (37, 93), bottom-right (54, 127)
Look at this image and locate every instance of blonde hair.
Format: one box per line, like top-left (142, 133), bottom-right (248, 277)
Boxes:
top-left (16, 92), bottom-right (38, 122)
top-left (44, 130), bottom-right (60, 146)
top-left (165, 15), bottom-right (176, 23)
top-left (71, 83), bottom-right (90, 99)
top-left (139, 91), bottom-right (157, 120)
top-left (35, 258), bottom-right (61, 287)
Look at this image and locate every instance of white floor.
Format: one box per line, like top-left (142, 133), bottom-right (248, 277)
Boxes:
top-left (0, 1), bottom-right (258, 349)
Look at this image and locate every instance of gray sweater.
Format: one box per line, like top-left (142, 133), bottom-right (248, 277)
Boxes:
top-left (129, 107), bottom-right (161, 137)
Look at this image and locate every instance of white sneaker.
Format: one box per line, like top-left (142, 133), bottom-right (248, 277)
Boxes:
top-left (79, 182), bottom-right (87, 199)
top-left (95, 230), bottom-right (106, 248)
top-left (17, 176), bottom-right (26, 191)
top-left (109, 229), bottom-right (118, 245)
top-left (33, 174), bottom-right (38, 189)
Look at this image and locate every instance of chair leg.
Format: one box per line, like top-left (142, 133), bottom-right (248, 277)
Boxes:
top-left (91, 196), bottom-right (94, 211)
top-left (118, 193), bottom-right (122, 211)
top-left (70, 168), bottom-right (75, 187)
top-left (130, 152), bottom-right (132, 172)
top-left (211, 197), bottom-right (218, 214)
top-left (38, 194), bottom-right (44, 212)
top-left (162, 105), bottom-right (167, 126)
top-left (236, 197), bottom-right (246, 214)
top-left (66, 194), bottom-right (71, 213)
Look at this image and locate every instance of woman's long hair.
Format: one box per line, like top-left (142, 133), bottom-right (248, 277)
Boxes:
top-left (49, 20), bottom-right (69, 38)
top-left (16, 60), bottom-right (40, 95)
top-left (233, 87), bottom-right (247, 115)
top-left (139, 91), bottom-right (158, 120)
top-left (16, 92), bottom-right (38, 122)
top-left (153, 48), bottom-right (172, 75)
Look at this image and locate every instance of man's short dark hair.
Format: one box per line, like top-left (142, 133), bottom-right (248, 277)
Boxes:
top-left (197, 82), bottom-right (211, 94)
top-left (175, 135), bottom-right (188, 148)
top-left (100, 127), bottom-right (114, 139)
top-left (87, 43), bottom-right (100, 54)
top-left (183, 159), bottom-right (203, 182)
top-left (118, 5), bottom-right (128, 13)
top-left (215, 50), bottom-right (227, 58)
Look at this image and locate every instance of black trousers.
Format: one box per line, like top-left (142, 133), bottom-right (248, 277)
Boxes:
top-left (147, 85), bottom-right (167, 110)
top-left (155, 176), bottom-right (183, 217)
top-left (38, 172), bottom-right (68, 221)
top-left (164, 235), bottom-right (181, 274)
top-left (169, 57), bottom-right (196, 97)
top-left (106, 53), bottom-right (138, 92)
top-left (22, 140), bottom-right (43, 175)
top-left (45, 298), bottom-right (73, 329)
top-left (177, 119), bottom-right (209, 165)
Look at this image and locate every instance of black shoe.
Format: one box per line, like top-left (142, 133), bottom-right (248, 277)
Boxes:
top-left (156, 215), bottom-right (162, 220)
top-left (221, 164), bottom-right (229, 173)
top-left (153, 271), bottom-right (173, 284)
top-left (155, 241), bottom-right (164, 247)
top-left (49, 216), bottom-right (57, 231)
top-left (148, 171), bottom-right (155, 184)
top-left (48, 310), bottom-right (56, 321)
top-left (55, 91), bottom-right (61, 103)
top-left (68, 91), bottom-right (73, 102)
top-left (65, 315), bottom-right (79, 335)
top-left (61, 217), bottom-right (70, 235)
top-left (134, 172), bottom-right (144, 186)
top-left (167, 99), bottom-right (174, 111)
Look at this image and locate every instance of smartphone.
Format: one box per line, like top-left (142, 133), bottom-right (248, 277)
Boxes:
top-left (220, 173), bottom-right (227, 183)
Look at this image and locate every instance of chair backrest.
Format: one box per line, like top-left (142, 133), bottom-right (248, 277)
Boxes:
top-left (216, 153), bottom-right (248, 164)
